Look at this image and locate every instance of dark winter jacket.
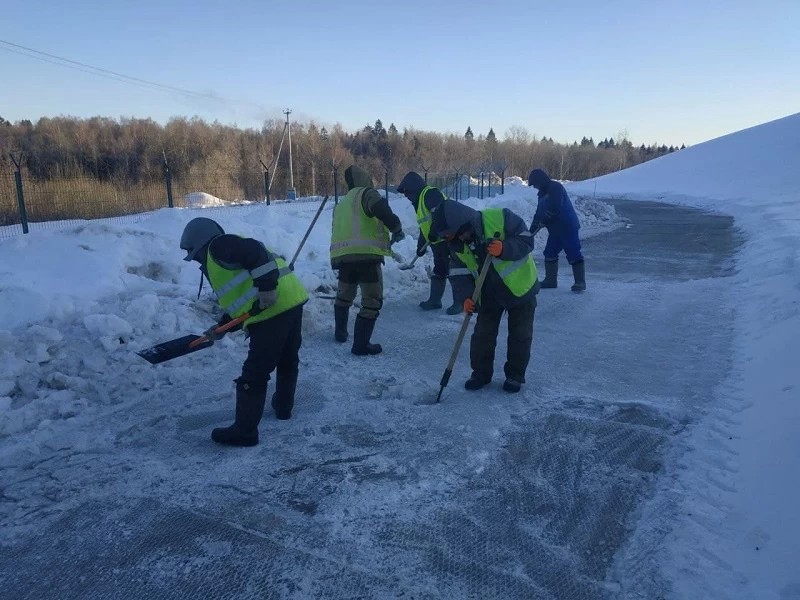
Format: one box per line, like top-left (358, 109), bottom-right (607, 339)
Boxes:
top-left (432, 201), bottom-right (538, 309)
top-left (332, 165), bottom-right (403, 268)
top-left (199, 233), bottom-right (298, 328)
top-left (201, 234), bottom-right (280, 292)
top-left (528, 169), bottom-right (580, 233)
top-left (397, 170), bottom-right (447, 252)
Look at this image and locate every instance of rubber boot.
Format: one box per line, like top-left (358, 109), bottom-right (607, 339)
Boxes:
top-left (446, 282), bottom-right (462, 315)
top-left (212, 380), bottom-right (266, 447)
top-left (419, 277), bottom-right (445, 310)
top-left (464, 373), bottom-right (492, 390)
top-left (541, 259), bottom-right (558, 289)
top-left (271, 371), bottom-right (297, 420)
top-left (351, 316), bottom-right (382, 356)
top-left (571, 261), bottom-right (586, 293)
top-left (334, 305), bottom-right (349, 343)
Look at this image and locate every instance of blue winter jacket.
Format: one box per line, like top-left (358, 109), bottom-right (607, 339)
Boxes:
top-left (528, 169), bottom-right (580, 233)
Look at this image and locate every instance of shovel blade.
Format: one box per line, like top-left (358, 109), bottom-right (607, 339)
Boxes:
top-left (136, 334), bottom-right (214, 364)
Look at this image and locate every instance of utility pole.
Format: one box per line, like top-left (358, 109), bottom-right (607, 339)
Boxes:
top-left (285, 108), bottom-right (296, 200)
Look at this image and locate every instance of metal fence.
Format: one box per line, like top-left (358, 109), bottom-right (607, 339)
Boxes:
top-left (1, 166), bottom-right (507, 240)
top-left (426, 171), bottom-right (507, 201)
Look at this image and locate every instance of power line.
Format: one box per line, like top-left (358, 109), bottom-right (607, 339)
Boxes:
top-left (0, 38), bottom-right (264, 109)
top-left (0, 44), bottom-right (181, 94)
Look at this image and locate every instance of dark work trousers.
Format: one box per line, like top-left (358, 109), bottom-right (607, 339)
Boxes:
top-left (469, 292), bottom-right (536, 383)
top-left (431, 241), bottom-right (450, 279)
top-left (543, 227), bottom-right (584, 264)
top-left (334, 262), bottom-right (383, 320)
top-left (240, 305), bottom-right (303, 414)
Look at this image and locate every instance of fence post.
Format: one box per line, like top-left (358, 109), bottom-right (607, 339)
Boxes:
top-left (259, 159), bottom-right (271, 205)
top-left (424, 170), bottom-right (428, 184)
top-left (385, 171), bottom-right (389, 202)
top-left (10, 155), bottom-right (29, 234)
top-left (333, 167), bottom-right (339, 205)
top-left (454, 172), bottom-right (459, 200)
top-left (162, 154), bottom-right (174, 208)
top-left (488, 174), bottom-right (492, 198)
top-left (501, 170), bottom-right (505, 195)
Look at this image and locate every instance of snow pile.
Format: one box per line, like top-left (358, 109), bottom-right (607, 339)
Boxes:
top-left (184, 192), bottom-right (228, 208)
top-left (572, 112), bottom-right (800, 204)
top-left (569, 111), bottom-right (800, 600)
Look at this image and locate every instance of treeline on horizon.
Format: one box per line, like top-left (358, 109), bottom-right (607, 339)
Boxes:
top-left (0, 115), bottom-right (684, 198)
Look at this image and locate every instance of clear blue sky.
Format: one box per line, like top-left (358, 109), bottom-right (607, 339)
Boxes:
top-left (1, 0), bottom-right (798, 146)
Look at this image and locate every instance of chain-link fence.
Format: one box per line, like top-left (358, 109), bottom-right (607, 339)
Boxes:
top-left (426, 171), bottom-right (507, 201)
top-left (0, 169), bottom-right (305, 240)
top-left (1, 166), bottom-right (509, 241)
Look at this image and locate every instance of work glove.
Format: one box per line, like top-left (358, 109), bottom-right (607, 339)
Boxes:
top-left (256, 289), bottom-right (277, 311)
top-left (390, 230), bottom-right (406, 245)
top-left (416, 245), bottom-right (427, 258)
top-left (487, 240), bottom-right (503, 257)
top-left (530, 223), bottom-right (543, 236)
top-left (463, 298), bottom-right (476, 314)
top-left (203, 324), bottom-right (226, 343)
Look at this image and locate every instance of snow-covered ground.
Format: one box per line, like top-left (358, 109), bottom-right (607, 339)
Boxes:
top-left (569, 112), bottom-right (800, 600)
top-left (0, 113), bottom-right (798, 599)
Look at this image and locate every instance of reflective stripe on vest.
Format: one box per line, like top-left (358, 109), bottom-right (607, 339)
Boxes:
top-left (206, 243), bottom-right (307, 327)
top-left (449, 267), bottom-right (472, 277)
top-left (330, 188), bottom-right (391, 258)
top-left (455, 208), bottom-right (537, 298)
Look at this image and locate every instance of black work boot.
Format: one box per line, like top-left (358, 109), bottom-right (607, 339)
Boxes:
top-left (446, 284), bottom-right (462, 315)
top-left (541, 259), bottom-right (558, 289)
top-left (464, 373), bottom-right (492, 390)
top-left (334, 305), bottom-right (349, 343)
top-left (351, 316), bottom-right (382, 356)
top-left (419, 277), bottom-right (446, 310)
top-left (212, 380), bottom-right (266, 447)
top-left (271, 371), bottom-right (298, 420)
top-left (570, 261), bottom-right (586, 293)
top-left (502, 378), bottom-right (522, 393)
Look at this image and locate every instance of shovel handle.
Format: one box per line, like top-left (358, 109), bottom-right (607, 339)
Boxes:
top-left (290, 195), bottom-right (329, 269)
top-left (189, 313), bottom-right (250, 348)
top-left (436, 251), bottom-right (494, 401)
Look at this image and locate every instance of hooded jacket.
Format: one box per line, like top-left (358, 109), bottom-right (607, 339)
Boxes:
top-left (198, 234), bottom-right (307, 329)
top-left (432, 201), bottom-right (538, 309)
top-left (331, 165), bottom-right (402, 268)
top-left (528, 169), bottom-right (580, 233)
top-left (397, 170), bottom-right (447, 252)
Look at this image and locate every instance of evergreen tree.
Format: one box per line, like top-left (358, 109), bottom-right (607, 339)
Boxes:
top-left (464, 126), bottom-right (474, 140)
top-left (487, 128), bottom-right (496, 143)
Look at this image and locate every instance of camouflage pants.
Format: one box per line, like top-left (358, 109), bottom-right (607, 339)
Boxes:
top-left (470, 293), bottom-right (536, 383)
top-left (334, 262), bottom-right (384, 320)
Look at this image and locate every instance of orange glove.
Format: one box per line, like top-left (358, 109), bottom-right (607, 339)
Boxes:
top-left (463, 298), bottom-right (476, 314)
top-left (487, 239), bottom-right (503, 257)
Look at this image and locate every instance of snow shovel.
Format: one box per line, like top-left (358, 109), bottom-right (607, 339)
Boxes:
top-left (434, 251), bottom-right (494, 403)
top-left (136, 313), bottom-right (250, 364)
top-left (398, 242), bottom-right (429, 270)
top-left (289, 195), bottom-right (329, 269)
